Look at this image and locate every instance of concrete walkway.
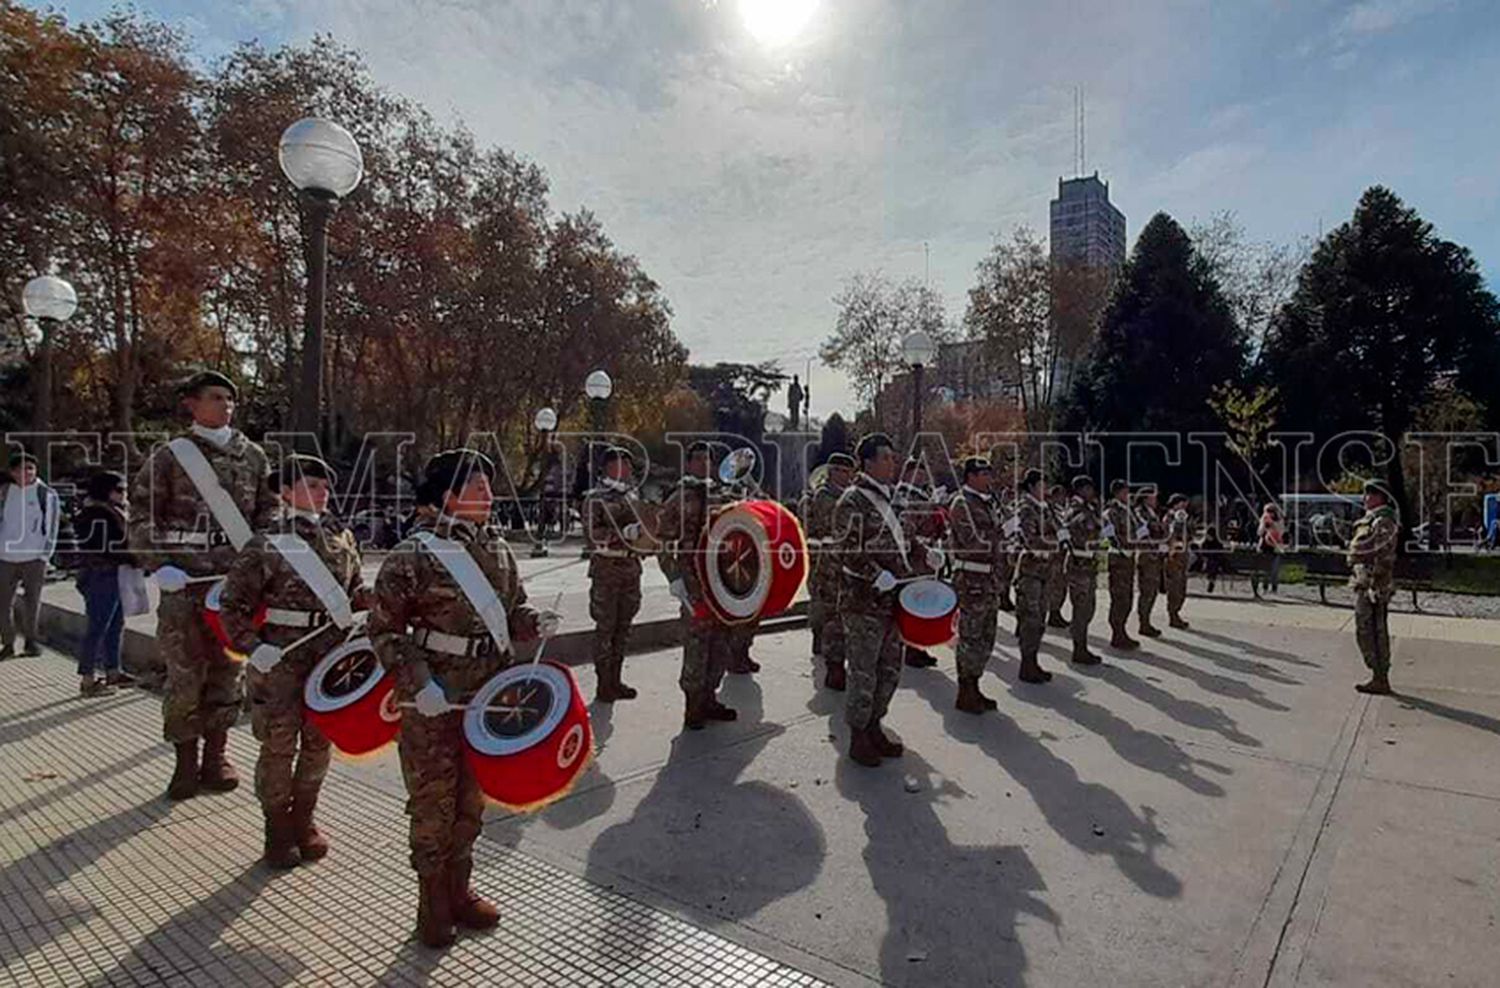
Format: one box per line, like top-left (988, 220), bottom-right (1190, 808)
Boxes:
top-left (4, 594), bottom-right (1498, 986)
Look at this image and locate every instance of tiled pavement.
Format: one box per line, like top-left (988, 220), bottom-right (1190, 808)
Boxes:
top-left (0, 657), bottom-right (830, 987)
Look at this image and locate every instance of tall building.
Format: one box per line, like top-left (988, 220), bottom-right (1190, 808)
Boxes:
top-left (1049, 172), bottom-right (1126, 269)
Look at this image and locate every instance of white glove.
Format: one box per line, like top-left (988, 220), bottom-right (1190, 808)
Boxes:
top-left (668, 578), bottom-right (688, 605)
top-left (153, 566), bottom-right (189, 593)
top-left (932, 485), bottom-right (948, 504)
top-left (1003, 516), bottom-right (1021, 537)
top-left (414, 679), bottom-right (450, 718)
top-left (537, 610), bottom-right (562, 637)
top-left (925, 546), bottom-right (945, 571)
top-left (247, 643), bottom-right (282, 674)
top-left (1175, 509), bottom-right (1188, 523)
top-left (623, 522), bottom-right (642, 541)
top-left (1135, 524), bottom-right (1150, 539)
top-left (1101, 522), bottom-right (1116, 540)
top-left (1057, 527), bottom-right (1071, 543)
top-left (874, 570), bottom-right (898, 593)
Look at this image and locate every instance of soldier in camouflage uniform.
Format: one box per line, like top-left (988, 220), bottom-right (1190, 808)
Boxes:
top-left (584, 447), bottom-right (647, 701)
top-left (720, 465), bottom-right (764, 676)
top-left (895, 458), bottom-right (946, 668)
top-left (1163, 493), bottom-right (1193, 629)
top-left (1102, 480), bottom-right (1140, 650)
top-left (947, 456), bottom-right (1002, 714)
top-left (1045, 484), bottom-right (1070, 629)
top-left (805, 453), bottom-right (855, 690)
top-left (657, 441), bottom-right (736, 729)
top-left (1134, 488), bottom-right (1166, 638)
top-left (996, 486), bottom-right (1017, 612)
top-left (1014, 469), bottom-right (1055, 684)
top-left (128, 371), bottom-right (278, 801)
top-left (369, 449), bottom-right (555, 949)
top-left (220, 455), bottom-right (365, 869)
top-left (837, 434), bottom-right (934, 767)
top-left (1064, 476), bottom-right (1103, 666)
top-left (1348, 481), bottom-right (1399, 695)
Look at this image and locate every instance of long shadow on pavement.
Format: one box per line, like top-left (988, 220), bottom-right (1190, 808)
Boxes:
top-left (1082, 649), bottom-right (1262, 750)
top-left (0, 747), bottom-right (159, 828)
top-left (1123, 649), bottom-right (1291, 712)
top-left (1181, 626), bottom-right (1321, 667)
top-left (1158, 637), bottom-right (1305, 687)
top-left (907, 672), bottom-right (1184, 903)
top-left (580, 677), bottom-right (824, 974)
top-left (1393, 692), bottom-right (1500, 739)
top-left (0, 693), bottom-right (139, 746)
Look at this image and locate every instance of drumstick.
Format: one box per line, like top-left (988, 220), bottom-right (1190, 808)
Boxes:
top-left (522, 590), bottom-right (567, 685)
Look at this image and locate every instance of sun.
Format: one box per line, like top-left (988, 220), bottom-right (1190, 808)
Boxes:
top-left (737, 0), bottom-right (819, 47)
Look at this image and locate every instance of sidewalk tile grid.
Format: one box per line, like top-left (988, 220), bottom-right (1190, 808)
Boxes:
top-left (0, 657), bottom-right (829, 988)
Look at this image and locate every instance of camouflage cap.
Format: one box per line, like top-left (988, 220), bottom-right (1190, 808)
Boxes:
top-left (1021, 468), bottom-right (1043, 490)
top-left (856, 432), bottom-right (894, 465)
top-left (827, 452), bottom-right (856, 469)
top-left (1071, 474), bottom-right (1096, 492)
top-left (601, 445), bottom-right (635, 465)
top-left (1168, 492), bottom-right (1189, 507)
top-left (423, 447), bottom-right (496, 495)
top-left (177, 369), bottom-right (238, 399)
top-left (274, 453), bottom-right (339, 491)
top-left (1109, 479), bottom-right (1129, 495)
top-left (961, 455), bottom-right (992, 478)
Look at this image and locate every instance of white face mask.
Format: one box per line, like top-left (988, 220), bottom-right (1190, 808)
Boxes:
top-left (191, 422), bottom-right (233, 447)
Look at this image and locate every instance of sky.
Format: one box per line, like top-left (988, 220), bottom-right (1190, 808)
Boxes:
top-left (48, 0), bottom-right (1500, 420)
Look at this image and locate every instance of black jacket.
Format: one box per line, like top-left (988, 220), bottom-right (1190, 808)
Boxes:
top-left (72, 501), bottom-right (132, 570)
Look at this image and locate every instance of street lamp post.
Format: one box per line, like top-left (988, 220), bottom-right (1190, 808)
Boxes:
top-left (901, 330), bottom-right (937, 440)
top-left (532, 406), bottom-right (558, 558)
top-left (21, 275), bottom-right (78, 434)
top-left (581, 370), bottom-right (613, 558)
top-left (279, 117), bottom-right (363, 450)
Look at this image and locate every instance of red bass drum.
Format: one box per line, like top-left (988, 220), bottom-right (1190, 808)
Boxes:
top-left (302, 637), bottom-right (400, 757)
top-left (202, 578), bottom-right (265, 660)
top-left (463, 660), bottom-right (593, 813)
top-left (694, 499), bottom-right (808, 625)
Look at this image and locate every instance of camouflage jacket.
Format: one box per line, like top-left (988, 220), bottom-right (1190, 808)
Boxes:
top-left (1015, 493), bottom-right (1058, 579)
top-left (656, 475), bottom-right (717, 601)
top-left (1166, 508), bottom-right (1193, 553)
top-left (369, 515), bottom-right (541, 698)
top-left (947, 486), bottom-right (1003, 591)
top-left (1064, 495), bottom-right (1103, 566)
top-left (803, 480), bottom-right (847, 595)
top-left (585, 483), bottom-right (645, 576)
top-left (1102, 498), bottom-right (1135, 553)
top-left (219, 511), bottom-right (365, 657)
top-left (1347, 505), bottom-right (1398, 594)
top-left (1135, 503), bottom-right (1167, 556)
top-left (127, 429), bottom-right (277, 576)
top-left (895, 482), bottom-right (946, 542)
top-left (834, 474), bottom-right (915, 613)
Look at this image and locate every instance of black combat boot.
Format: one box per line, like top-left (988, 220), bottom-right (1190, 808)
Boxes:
top-left (198, 729), bottom-right (239, 792)
top-left (824, 662), bottom-right (846, 691)
top-left (848, 727), bottom-right (882, 767)
top-left (1355, 673), bottom-right (1392, 695)
top-left (167, 740), bottom-right (200, 801)
top-left (869, 720), bottom-right (904, 757)
top-left (1017, 658), bottom-right (1053, 684)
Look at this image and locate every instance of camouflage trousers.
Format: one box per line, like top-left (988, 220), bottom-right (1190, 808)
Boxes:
top-left (998, 553), bottom-right (1016, 606)
top-left (1046, 556), bottom-right (1067, 617)
top-left (397, 706), bottom-right (485, 877)
top-left (158, 587), bottom-right (243, 744)
top-left (589, 562), bottom-right (642, 678)
top-left (727, 620), bottom-right (757, 665)
top-left (1354, 591), bottom-right (1392, 675)
top-left (1015, 573), bottom-right (1046, 663)
top-left (1164, 552), bottom-right (1189, 618)
top-left (955, 576), bottom-right (998, 679)
top-left (1137, 552), bottom-right (1164, 627)
top-left (1107, 554), bottom-right (1136, 634)
top-left (247, 655), bottom-right (330, 814)
top-left (1067, 559), bottom-right (1097, 648)
top-left (842, 609), bottom-right (903, 729)
top-left (678, 605), bottom-right (729, 700)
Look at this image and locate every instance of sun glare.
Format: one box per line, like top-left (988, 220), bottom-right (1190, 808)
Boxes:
top-left (737, 0), bottom-right (819, 47)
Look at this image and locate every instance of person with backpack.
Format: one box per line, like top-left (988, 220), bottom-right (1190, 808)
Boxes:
top-left (71, 471), bottom-right (137, 694)
top-left (1, 451), bottom-right (61, 659)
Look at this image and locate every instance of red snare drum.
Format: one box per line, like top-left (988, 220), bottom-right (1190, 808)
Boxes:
top-left (303, 637), bottom-right (400, 757)
top-left (202, 578), bottom-right (265, 660)
top-left (897, 579), bottom-right (958, 647)
top-left (463, 661), bottom-right (593, 813)
top-left (695, 499), bottom-right (808, 625)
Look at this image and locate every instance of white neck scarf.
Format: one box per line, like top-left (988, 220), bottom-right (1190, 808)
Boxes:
top-left (190, 423), bottom-right (233, 448)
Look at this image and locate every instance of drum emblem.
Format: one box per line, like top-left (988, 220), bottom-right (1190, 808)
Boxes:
top-left (557, 724), bottom-right (585, 769)
top-left (777, 541), bottom-right (797, 570)
top-left (378, 689), bottom-right (401, 723)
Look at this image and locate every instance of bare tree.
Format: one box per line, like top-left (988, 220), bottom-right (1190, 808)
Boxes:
top-left (822, 271), bottom-right (951, 412)
top-left (1191, 211), bottom-right (1307, 356)
top-left (965, 227), bottom-right (1054, 429)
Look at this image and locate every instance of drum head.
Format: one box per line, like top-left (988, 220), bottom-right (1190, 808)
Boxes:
top-left (464, 663), bottom-right (571, 758)
top-left (304, 637), bottom-right (384, 712)
top-left (703, 504), bottom-right (775, 621)
top-left (899, 579), bottom-right (957, 617)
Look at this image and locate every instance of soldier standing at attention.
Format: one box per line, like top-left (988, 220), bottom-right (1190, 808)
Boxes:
top-left (220, 455), bottom-right (365, 869)
top-left (1102, 480), bottom-right (1139, 650)
top-left (947, 456), bottom-right (1002, 714)
top-left (1014, 469), bottom-right (1055, 684)
top-left (657, 441), bottom-right (736, 729)
top-left (585, 447), bottom-right (646, 701)
top-left (129, 370), bottom-right (278, 801)
top-left (895, 457), bottom-right (943, 669)
top-left (837, 433), bottom-right (935, 767)
top-left (1348, 481), bottom-right (1399, 695)
top-left (369, 449), bottom-right (558, 948)
top-left (1044, 484), bottom-right (1071, 630)
top-left (1064, 476), bottom-right (1103, 666)
top-left (806, 453), bottom-right (855, 690)
top-left (1134, 487), bottom-right (1166, 639)
top-left (1163, 493), bottom-right (1193, 630)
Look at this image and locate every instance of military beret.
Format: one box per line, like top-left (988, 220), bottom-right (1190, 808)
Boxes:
top-left (1021, 468), bottom-right (1043, 489)
top-left (1109, 479), bottom-right (1129, 495)
top-left (274, 454), bottom-right (338, 491)
top-left (178, 370), bottom-right (239, 399)
top-left (1362, 480), bottom-right (1390, 500)
top-left (601, 446), bottom-right (635, 465)
top-left (856, 433), bottom-right (894, 464)
top-left (1071, 475), bottom-right (1096, 492)
top-left (1168, 492), bottom-right (1188, 507)
top-left (961, 456), bottom-right (992, 478)
top-left (422, 448), bottom-right (496, 495)
top-left (827, 452), bottom-right (856, 469)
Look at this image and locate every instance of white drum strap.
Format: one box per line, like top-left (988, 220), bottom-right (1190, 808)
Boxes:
top-left (167, 437), bottom-right (254, 551)
top-left (414, 532), bottom-right (512, 654)
top-left (266, 533), bottom-right (355, 628)
top-left (854, 486), bottom-right (910, 567)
